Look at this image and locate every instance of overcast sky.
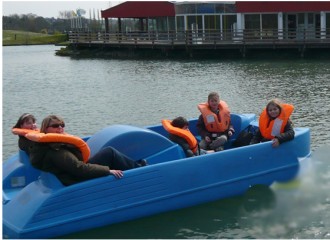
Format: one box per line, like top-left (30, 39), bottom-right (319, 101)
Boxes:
top-left (2, 1), bottom-right (123, 18)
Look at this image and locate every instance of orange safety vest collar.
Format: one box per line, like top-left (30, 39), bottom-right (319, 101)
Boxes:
top-left (12, 128), bottom-right (39, 136)
top-left (25, 132), bottom-right (91, 163)
top-left (259, 103), bottom-right (294, 140)
top-left (162, 119), bottom-right (198, 153)
top-left (198, 100), bottom-right (231, 133)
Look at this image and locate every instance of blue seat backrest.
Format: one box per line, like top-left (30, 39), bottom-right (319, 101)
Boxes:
top-left (86, 125), bottom-right (184, 162)
top-left (3, 150), bottom-right (41, 189)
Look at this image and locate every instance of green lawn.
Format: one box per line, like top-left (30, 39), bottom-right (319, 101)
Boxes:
top-left (3, 30), bottom-right (68, 46)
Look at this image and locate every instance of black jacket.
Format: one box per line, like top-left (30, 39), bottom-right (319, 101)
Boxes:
top-left (18, 136), bottom-right (35, 155)
top-left (169, 133), bottom-right (195, 157)
top-left (250, 120), bottom-right (295, 144)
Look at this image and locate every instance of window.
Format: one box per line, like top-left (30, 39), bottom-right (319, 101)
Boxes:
top-left (187, 15), bottom-right (203, 31)
top-left (205, 15), bottom-right (220, 31)
top-left (176, 16), bottom-right (184, 31)
top-left (245, 14), bottom-right (260, 30)
top-left (262, 14), bottom-right (277, 30)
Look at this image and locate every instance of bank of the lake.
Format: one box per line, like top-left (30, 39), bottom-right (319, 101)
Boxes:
top-left (2, 30), bottom-right (68, 46)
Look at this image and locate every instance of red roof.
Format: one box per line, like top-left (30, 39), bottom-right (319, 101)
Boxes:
top-left (101, 1), bottom-right (175, 18)
top-left (236, 1), bottom-right (330, 13)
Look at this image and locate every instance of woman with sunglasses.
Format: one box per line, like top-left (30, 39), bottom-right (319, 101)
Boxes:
top-left (12, 113), bottom-right (38, 154)
top-left (28, 115), bottom-right (147, 186)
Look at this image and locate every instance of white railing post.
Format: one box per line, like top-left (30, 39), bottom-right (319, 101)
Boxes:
top-left (278, 12), bottom-right (283, 40)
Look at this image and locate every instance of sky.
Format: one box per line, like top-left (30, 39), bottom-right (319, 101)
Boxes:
top-left (2, 1), bottom-right (123, 18)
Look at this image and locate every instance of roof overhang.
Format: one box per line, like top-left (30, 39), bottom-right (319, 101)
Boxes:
top-left (101, 1), bottom-right (175, 18)
top-left (236, 1), bottom-right (330, 13)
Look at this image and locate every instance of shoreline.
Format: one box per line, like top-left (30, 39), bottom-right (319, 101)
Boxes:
top-left (55, 44), bottom-right (330, 59)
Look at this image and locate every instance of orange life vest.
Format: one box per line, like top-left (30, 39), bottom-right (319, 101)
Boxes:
top-left (259, 103), bottom-right (294, 140)
top-left (25, 132), bottom-right (90, 163)
top-left (198, 100), bottom-right (231, 133)
top-left (162, 119), bottom-right (198, 154)
top-left (12, 128), bottom-right (39, 136)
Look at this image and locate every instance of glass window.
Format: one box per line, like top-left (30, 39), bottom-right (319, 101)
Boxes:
top-left (298, 13), bottom-right (304, 24)
top-left (175, 2), bottom-right (235, 14)
top-left (262, 14), bottom-right (277, 30)
top-left (214, 3), bottom-right (236, 13)
top-left (196, 3), bottom-right (215, 14)
top-left (222, 14), bottom-right (237, 40)
top-left (174, 3), bottom-right (196, 14)
top-left (308, 13), bottom-right (314, 25)
top-left (168, 17), bottom-right (176, 31)
top-left (261, 14), bottom-right (277, 38)
top-left (205, 15), bottom-right (220, 31)
top-left (245, 14), bottom-right (260, 30)
top-left (187, 15), bottom-right (203, 31)
top-left (176, 16), bottom-right (185, 31)
top-left (156, 17), bottom-right (167, 32)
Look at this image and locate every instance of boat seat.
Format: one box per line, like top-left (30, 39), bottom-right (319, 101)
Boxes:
top-left (38, 171), bottom-right (64, 189)
top-left (86, 125), bottom-right (186, 164)
top-left (3, 150), bottom-right (41, 189)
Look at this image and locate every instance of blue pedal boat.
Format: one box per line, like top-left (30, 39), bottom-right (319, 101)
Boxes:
top-left (3, 113), bottom-right (311, 239)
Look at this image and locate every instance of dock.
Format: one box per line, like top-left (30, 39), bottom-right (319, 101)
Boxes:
top-left (67, 30), bottom-right (330, 58)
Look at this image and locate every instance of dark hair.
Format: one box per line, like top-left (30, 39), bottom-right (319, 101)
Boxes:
top-left (171, 116), bottom-right (189, 129)
top-left (208, 92), bottom-right (220, 101)
top-left (13, 113), bottom-right (36, 128)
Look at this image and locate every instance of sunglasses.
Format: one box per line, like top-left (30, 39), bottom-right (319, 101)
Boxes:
top-left (48, 123), bottom-right (65, 128)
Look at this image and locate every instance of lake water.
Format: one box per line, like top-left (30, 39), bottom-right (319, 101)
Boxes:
top-left (2, 45), bottom-right (330, 239)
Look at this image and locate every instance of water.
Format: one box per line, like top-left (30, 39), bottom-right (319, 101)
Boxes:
top-left (2, 45), bottom-right (330, 238)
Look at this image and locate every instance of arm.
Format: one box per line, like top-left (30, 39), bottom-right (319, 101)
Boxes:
top-left (196, 114), bottom-right (211, 139)
top-left (250, 129), bottom-right (262, 144)
top-left (275, 120), bottom-right (295, 144)
top-left (226, 122), bottom-right (235, 137)
top-left (18, 136), bottom-right (35, 153)
top-left (47, 147), bottom-right (111, 180)
top-left (169, 134), bottom-right (194, 157)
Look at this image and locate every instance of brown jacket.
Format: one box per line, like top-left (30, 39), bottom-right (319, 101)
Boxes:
top-left (29, 142), bottom-right (110, 186)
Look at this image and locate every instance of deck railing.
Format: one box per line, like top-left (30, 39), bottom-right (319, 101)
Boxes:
top-left (69, 29), bottom-right (330, 46)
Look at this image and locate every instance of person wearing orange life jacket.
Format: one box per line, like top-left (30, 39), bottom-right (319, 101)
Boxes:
top-left (250, 99), bottom-right (295, 147)
top-left (27, 115), bottom-right (147, 186)
top-left (12, 113), bottom-right (38, 154)
top-left (162, 117), bottom-right (207, 157)
top-left (196, 92), bottom-right (235, 152)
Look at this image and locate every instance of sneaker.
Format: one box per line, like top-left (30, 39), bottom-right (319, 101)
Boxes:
top-left (136, 159), bottom-right (148, 167)
top-left (215, 146), bottom-right (224, 152)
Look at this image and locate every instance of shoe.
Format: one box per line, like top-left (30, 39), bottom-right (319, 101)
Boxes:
top-left (214, 146), bottom-right (224, 152)
top-left (136, 159), bottom-right (148, 167)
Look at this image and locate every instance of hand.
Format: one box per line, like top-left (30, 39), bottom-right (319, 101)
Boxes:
top-left (272, 138), bottom-right (280, 147)
top-left (228, 128), bottom-right (235, 137)
top-left (109, 169), bottom-right (123, 178)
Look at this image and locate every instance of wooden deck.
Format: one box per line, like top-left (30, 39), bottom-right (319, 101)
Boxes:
top-left (68, 30), bottom-right (330, 58)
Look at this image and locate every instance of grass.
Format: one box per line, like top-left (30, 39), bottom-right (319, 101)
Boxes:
top-left (2, 30), bottom-right (68, 46)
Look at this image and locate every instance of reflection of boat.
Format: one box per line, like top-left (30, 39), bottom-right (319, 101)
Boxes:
top-left (3, 114), bottom-right (311, 239)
